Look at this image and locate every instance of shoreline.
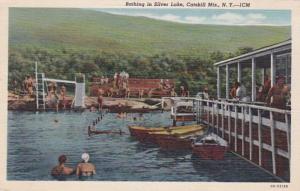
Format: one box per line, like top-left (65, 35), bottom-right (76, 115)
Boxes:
top-left (8, 92), bottom-right (170, 112)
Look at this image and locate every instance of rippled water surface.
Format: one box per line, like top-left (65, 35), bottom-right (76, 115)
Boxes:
top-left (7, 111), bottom-right (279, 181)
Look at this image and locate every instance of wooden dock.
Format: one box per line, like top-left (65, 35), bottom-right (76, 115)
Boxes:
top-left (163, 97), bottom-right (290, 181)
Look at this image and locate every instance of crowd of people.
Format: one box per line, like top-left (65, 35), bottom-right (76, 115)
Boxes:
top-left (22, 75), bottom-right (34, 96)
top-left (229, 74), bottom-right (290, 109)
top-left (47, 83), bottom-right (68, 111)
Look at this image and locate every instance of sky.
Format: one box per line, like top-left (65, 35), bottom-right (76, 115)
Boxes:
top-left (94, 9), bottom-right (291, 26)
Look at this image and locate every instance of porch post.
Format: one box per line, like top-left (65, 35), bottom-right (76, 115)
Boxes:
top-left (251, 57), bottom-right (256, 102)
top-left (217, 67), bottom-right (220, 99)
top-left (226, 64), bottom-right (229, 99)
top-left (270, 52), bottom-right (275, 86)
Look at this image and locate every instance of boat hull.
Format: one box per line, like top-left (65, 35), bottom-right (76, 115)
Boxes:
top-left (155, 135), bottom-right (192, 150)
top-left (128, 127), bottom-right (159, 143)
top-left (128, 124), bottom-right (203, 144)
top-left (192, 145), bottom-right (227, 160)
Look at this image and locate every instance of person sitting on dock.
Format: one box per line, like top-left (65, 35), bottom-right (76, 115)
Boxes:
top-left (76, 153), bottom-right (96, 177)
top-left (51, 155), bottom-right (74, 177)
top-left (265, 74), bottom-right (290, 110)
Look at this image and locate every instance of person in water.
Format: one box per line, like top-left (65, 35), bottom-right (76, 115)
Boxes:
top-left (51, 155), bottom-right (74, 176)
top-left (76, 153), bottom-right (96, 177)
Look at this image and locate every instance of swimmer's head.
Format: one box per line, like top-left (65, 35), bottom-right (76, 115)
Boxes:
top-left (81, 153), bottom-right (90, 163)
top-left (58, 155), bottom-right (67, 165)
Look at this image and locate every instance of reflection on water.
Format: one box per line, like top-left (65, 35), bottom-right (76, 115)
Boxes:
top-left (7, 111), bottom-right (279, 181)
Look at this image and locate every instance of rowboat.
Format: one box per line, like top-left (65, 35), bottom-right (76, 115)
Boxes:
top-left (192, 133), bottom-right (228, 160)
top-left (149, 125), bottom-right (206, 150)
top-left (128, 124), bottom-right (202, 143)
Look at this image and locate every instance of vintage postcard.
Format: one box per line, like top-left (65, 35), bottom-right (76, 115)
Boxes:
top-left (0, 0), bottom-right (300, 190)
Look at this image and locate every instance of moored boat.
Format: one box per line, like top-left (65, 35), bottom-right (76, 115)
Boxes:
top-left (192, 133), bottom-right (228, 160)
top-left (128, 124), bottom-right (202, 143)
top-left (149, 125), bottom-right (206, 150)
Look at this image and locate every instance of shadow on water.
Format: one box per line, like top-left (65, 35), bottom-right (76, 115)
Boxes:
top-left (191, 152), bottom-right (279, 182)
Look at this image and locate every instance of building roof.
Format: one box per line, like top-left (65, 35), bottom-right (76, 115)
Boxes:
top-left (214, 39), bottom-right (291, 67)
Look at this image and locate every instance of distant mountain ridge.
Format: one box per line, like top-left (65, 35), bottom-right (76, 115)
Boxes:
top-left (9, 8), bottom-right (291, 56)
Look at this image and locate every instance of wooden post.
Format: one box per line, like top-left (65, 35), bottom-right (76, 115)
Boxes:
top-left (258, 109), bottom-right (262, 166)
top-left (270, 53), bottom-right (276, 86)
top-left (226, 64), bottom-right (229, 99)
top-left (207, 100), bottom-right (210, 126)
top-left (242, 106), bottom-right (245, 156)
top-left (228, 104), bottom-right (231, 144)
top-left (217, 67), bottom-right (220, 99)
top-left (249, 107), bottom-right (253, 160)
top-left (35, 61), bottom-right (38, 110)
top-left (212, 102), bottom-right (215, 130)
top-left (234, 105), bottom-right (238, 152)
top-left (216, 103), bottom-right (219, 135)
top-left (238, 62), bottom-right (241, 83)
top-left (251, 57), bottom-right (256, 102)
top-left (199, 100), bottom-right (202, 124)
top-left (270, 111), bottom-right (277, 175)
top-left (285, 113), bottom-right (291, 163)
top-left (222, 103), bottom-right (225, 138)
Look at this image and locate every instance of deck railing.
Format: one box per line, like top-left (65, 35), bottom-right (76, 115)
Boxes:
top-left (162, 97), bottom-right (291, 179)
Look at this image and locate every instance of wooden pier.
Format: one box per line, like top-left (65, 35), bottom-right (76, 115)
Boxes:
top-left (163, 97), bottom-right (290, 181)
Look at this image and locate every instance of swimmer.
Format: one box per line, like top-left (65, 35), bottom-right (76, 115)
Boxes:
top-left (51, 155), bottom-right (74, 176)
top-left (54, 119), bottom-right (59, 123)
top-left (88, 126), bottom-right (91, 136)
top-left (76, 153), bottom-right (96, 177)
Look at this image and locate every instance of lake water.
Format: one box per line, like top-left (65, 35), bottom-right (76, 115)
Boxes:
top-left (7, 110), bottom-right (279, 181)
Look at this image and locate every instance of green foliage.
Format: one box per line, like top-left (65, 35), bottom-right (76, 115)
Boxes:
top-left (8, 8), bottom-right (291, 97)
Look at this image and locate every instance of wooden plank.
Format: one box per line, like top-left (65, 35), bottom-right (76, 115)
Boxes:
top-left (222, 104), bottom-right (225, 138)
top-left (258, 109), bottom-right (262, 166)
top-left (226, 64), bottom-right (229, 99)
top-left (217, 103), bottom-right (219, 135)
top-left (225, 130), bottom-right (289, 159)
top-left (242, 106), bottom-right (245, 156)
top-left (270, 111), bottom-right (277, 175)
top-left (235, 105), bottom-right (238, 152)
top-left (212, 102), bottom-right (215, 129)
top-left (285, 113), bottom-right (291, 163)
top-left (228, 104), bottom-right (231, 144)
top-left (207, 101), bottom-right (210, 127)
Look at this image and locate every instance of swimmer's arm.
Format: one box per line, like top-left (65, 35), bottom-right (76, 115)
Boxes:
top-left (76, 164), bottom-right (81, 176)
top-left (93, 164), bottom-right (96, 175)
top-left (64, 166), bottom-right (74, 175)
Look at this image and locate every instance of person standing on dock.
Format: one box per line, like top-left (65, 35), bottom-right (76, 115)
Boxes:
top-left (97, 87), bottom-right (104, 112)
top-left (265, 74), bottom-right (290, 109)
top-left (60, 84), bottom-right (67, 109)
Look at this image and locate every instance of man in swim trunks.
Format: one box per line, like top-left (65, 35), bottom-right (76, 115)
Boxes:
top-left (265, 74), bottom-right (290, 109)
top-left (51, 155), bottom-right (74, 176)
top-left (76, 153), bottom-right (96, 177)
